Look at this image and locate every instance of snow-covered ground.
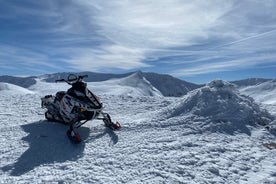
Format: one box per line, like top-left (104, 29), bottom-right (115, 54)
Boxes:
top-left (0, 77), bottom-right (275, 183)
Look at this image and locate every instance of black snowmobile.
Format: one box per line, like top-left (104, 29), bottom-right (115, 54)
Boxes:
top-left (41, 74), bottom-right (121, 143)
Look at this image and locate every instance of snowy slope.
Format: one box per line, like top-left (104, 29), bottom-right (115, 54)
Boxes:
top-left (0, 82), bottom-right (34, 95)
top-left (86, 73), bottom-right (162, 97)
top-left (115, 72), bottom-right (163, 96)
top-left (0, 79), bottom-right (276, 183)
top-left (238, 79), bottom-right (276, 105)
top-left (142, 72), bottom-right (200, 97)
top-left (232, 78), bottom-right (271, 87)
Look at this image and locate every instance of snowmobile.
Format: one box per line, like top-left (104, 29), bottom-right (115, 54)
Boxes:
top-left (41, 74), bottom-right (121, 143)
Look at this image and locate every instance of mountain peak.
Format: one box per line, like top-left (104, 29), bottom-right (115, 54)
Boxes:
top-left (118, 72), bottom-right (163, 96)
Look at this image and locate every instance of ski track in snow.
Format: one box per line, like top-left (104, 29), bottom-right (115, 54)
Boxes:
top-left (0, 84), bottom-right (276, 183)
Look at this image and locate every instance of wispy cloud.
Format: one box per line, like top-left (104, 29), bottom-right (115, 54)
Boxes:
top-left (0, 44), bottom-right (64, 74)
top-left (62, 45), bottom-right (151, 71)
top-left (172, 53), bottom-right (276, 76)
top-left (66, 0), bottom-right (276, 76)
top-left (72, 0), bottom-right (233, 58)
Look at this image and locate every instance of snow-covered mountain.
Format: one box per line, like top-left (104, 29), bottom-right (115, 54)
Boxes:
top-left (0, 76), bottom-right (275, 183)
top-left (0, 72), bottom-right (187, 96)
top-left (39, 71), bottom-right (200, 97)
top-left (141, 72), bottom-right (200, 97)
top-left (114, 72), bottom-right (163, 96)
top-left (0, 71), bottom-right (199, 97)
top-left (86, 72), bottom-right (163, 97)
top-left (232, 78), bottom-right (271, 87)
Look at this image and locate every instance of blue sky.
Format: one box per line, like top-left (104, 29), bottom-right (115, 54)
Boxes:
top-left (0, 0), bottom-right (276, 83)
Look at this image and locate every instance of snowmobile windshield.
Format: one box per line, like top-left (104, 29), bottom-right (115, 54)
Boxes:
top-left (67, 82), bottom-right (87, 99)
top-left (72, 82), bottom-right (87, 93)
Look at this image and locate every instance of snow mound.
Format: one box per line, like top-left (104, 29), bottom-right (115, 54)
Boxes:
top-left (0, 82), bottom-right (34, 95)
top-left (165, 80), bottom-right (274, 134)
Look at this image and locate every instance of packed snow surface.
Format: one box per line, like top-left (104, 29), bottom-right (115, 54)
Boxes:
top-left (0, 78), bottom-right (275, 183)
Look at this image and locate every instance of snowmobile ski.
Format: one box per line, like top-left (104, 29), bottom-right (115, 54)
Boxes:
top-left (67, 129), bottom-right (82, 144)
top-left (105, 121), bottom-right (121, 130)
top-left (102, 113), bottom-right (121, 130)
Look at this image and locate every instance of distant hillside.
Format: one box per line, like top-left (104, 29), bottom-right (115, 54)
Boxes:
top-left (231, 78), bottom-right (272, 87)
top-left (142, 72), bottom-right (200, 97)
top-left (0, 76), bottom-right (36, 88)
top-left (238, 79), bottom-right (276, 105)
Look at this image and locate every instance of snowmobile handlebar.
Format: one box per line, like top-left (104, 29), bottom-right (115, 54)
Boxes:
top-left (55, 74), bottom-right (88, 85)
top-left (78, 75), bottom-right (88, 80)
top-left (55, 79), bottom-right (66, 82)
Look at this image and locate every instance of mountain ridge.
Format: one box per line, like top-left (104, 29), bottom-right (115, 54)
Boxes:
top-left (0, 71), bottom-right (201, 97)
top-left (0, 72), bottom-right (274, 97)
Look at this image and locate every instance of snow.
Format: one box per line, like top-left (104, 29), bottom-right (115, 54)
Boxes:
top-left (86, 72), bottom-right (163, 97)
top-left (30, 73), bottom-right (162, 97)
top-left (0, 77), bottom-right (276, 183)
top-left (238, 79), bottom-right (276, 105)
top-left (0, 82), bottom-right (34, 95)
top-left (39, 71), bottom-right (200, 97)
top-left (160, 80), bottom-right (274, 134)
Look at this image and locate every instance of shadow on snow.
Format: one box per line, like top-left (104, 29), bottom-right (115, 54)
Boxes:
top-left (88, 126), bottom-right (119, 146)
top-left (2, 120), bottom-right (90, 176)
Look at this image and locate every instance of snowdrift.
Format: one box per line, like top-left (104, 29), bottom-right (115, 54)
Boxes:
top-left (0, 82), bottom-right (34, 95)
top-left (164, 80), bottom-right (274, 134)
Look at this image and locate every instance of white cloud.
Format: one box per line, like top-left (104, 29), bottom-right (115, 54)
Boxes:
top-left (63, 45), bottom-right (151, 71)
top-left (0, 45), bottom-right (63, 71)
